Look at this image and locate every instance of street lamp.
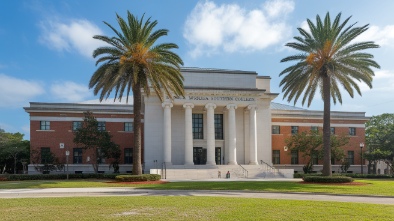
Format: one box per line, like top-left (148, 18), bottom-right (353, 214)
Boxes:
top-left (360, 143), bottom-right (364, 174)
top-left (65, 150), bottom-right (70, 180)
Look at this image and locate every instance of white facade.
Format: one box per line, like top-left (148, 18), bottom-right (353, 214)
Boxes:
top-left (144, 68), bottom-right (278, 172)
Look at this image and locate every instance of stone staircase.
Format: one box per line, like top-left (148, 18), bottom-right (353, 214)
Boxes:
top-left (150, 163), bottom-right (294, 180)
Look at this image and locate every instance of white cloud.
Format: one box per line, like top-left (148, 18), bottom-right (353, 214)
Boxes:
top-left (263, 0), bottom-right (294, 18)
top-left (39, 19), bottom-right (105, 58)
top-left (0, 74), bottom-right (44, 107)
top-left (183, 0), bottom-right (294, 57)
top-left (356, 25), bottom-right (394, 47)
top-left (50, 81), bottom-right (91, 102)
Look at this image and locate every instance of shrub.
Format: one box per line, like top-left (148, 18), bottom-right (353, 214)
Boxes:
top-left (1, 173), bottom-right (122, 181)
top-left (293, 173), bottom-right (304, 178)
top-left (115, 174), bottom-right (161, 182)
top-left (344, 173), bottom-right (393, 179)
top-left (303, 175), bottom-right (353, 183)
top-left (302, 161), bottom-right (314, 174)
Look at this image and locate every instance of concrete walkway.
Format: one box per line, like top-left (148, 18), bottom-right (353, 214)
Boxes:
top-left (1, 185), bottom-right (394, 205)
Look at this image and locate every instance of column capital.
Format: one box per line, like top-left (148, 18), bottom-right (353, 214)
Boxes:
top-left (226, 104), bottom-right (237, 110)
top-left (183, 103), bottom-right (194, 109)
top-left (205, 103), bottom-right (217, 110)
top-left (247, 104), bottom-right (258, 110)
top-left (162, 102), bottom-right (173, 108)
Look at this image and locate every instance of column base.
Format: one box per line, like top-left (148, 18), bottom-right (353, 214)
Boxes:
top-left (206, 161), bottom-right (216, 166)
top-left (228, 161), bottom-right (237, 165)
top-left (249, 161), bottom-right (258, 165)
top-left (184, 162), bottom-right (194, 166)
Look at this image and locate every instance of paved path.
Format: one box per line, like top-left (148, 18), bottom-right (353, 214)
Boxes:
top-left (1, 188), bottom-right (394, 205)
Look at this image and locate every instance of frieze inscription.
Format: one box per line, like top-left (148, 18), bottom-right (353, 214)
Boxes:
top-left (172, 95), bottom-right (255, 102)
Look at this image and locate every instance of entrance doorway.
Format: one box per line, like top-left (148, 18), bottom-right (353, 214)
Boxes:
top-left (215, 147), bottom-right (221, 165)
top-left (193, 147), bottom-right (207, 165)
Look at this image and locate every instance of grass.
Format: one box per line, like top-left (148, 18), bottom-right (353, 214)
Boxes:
top-left (143, 179), bottom-right (394, 196)
top-left (1, 196), bottom-right (394, 221)
top-left (1, 179), bottom-right (394, 196)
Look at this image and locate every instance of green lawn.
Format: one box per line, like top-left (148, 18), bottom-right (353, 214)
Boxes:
top-left (144, 179), bottom-right (394, 196)
top-left (1, 196), bottom-right (394, 221)
top-left (1, 179), bottom-right (394, 196)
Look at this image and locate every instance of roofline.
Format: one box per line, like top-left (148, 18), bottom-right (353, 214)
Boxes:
top-left (181, 67), bottom-right (257, 75)
top-left (184, 86), bottom-right (266, 92)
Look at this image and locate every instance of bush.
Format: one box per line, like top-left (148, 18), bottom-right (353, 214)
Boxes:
top-left (115, 174), bottom-right (161, 182)
top-left (303, 161), bottom-right (314, 174)
top-left (303, 175), bottom-right (353, 183)
top-left (293, 173), bottom-right (304, 178)
top-left (1, 173), bottom-right (122, 181)
top-left (344, 173), bottom-right (393, 179)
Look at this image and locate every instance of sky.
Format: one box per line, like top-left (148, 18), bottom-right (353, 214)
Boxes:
top-left (1, 0), bottom-right (394, 140)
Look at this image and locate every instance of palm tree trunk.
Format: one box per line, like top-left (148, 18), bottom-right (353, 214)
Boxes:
top-left (322, 73), bottom-right (332, 176)
top-left (132, 83), bottom-right (143, 175)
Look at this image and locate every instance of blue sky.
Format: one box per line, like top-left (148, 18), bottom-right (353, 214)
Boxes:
top-left (1, 0), bottom-right (394, 140)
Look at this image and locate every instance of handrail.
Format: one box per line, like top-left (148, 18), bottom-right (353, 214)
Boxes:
top-left (260, 160), bottom-right (275, 170)
top-left (238, 164), bottom-right (248, 178)
top-left (162, 162), bottom-right (167, 179)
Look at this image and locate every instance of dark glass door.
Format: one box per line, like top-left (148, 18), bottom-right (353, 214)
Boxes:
top-left (215, 147), bottom-right (221, 165)
top-left (193, 147), bottom-right (207, 165)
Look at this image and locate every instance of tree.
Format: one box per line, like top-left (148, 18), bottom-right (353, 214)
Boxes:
top-left (0, 130), bottom-right (30, 174)
top-left (73, 111), bottom-right (120, 173)
top-left (365, 113), bottom-right (394, 174)
top-left (286, 130), bottom-right (349, 173)
top-left (89, 11), bottom-right (184, 175)
top-left (279, 12), bottom-right (380, 176)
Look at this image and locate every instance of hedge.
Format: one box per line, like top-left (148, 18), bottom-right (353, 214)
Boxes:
top-left (303, 175), bottom-right (353, 183)
top-left (344, 174), bottom-right (393, 179)
top-left (0, 173), bottom-right (121, 181)
top-left (115, 174), bottom-right (161, 182)
top-left (295, 173), bottom-right (394, 179)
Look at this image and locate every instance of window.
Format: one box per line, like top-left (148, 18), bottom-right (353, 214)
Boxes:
top-left (291, 126), bottom-right (299, 135)
top-left (291, 150), bottom-right (298, 164)
top-left (330, 127), bottom-right (335, 134)
top-left (72, 121), bottom-right (82, 131)
top-left (73, 148), bottom-right (83, 164)
top-left (98, 122), bottom-right (106, 131)
top-left (272, 125), bottom-right (280, 134)
top-left (124, 148), bottom-right (133, 164)
top-left (214, 114), bottom-right (223, 139)
top-left (349, 127), bottom-right (356, 136)
top-left (192, 114), bottom-right (203, 139)
top-left (40, 147), bottom-right (52, 164)
top-left (272, 150), bottom-right (280, 164)
top-left (40, 121), bottom-right (50, 130)
top-left (312, 150), bottom-right (319, 165)
top-left (97, 148), bottom-right (106, 164)
top-left (310, 126), bottom-right (318, 132)
top-left (124, 122), bottom-right (133, 132)
top-left (347, 151), bottom-right (354, 165)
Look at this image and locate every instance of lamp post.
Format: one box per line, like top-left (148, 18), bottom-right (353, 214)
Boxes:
top-left (65, 150), bottom-right (70, 180)
top-left (360, 142), bottom-right (364, 174)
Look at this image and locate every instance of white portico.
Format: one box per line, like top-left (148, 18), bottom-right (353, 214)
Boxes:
top-left (144, 68), bottom-right (278, 173)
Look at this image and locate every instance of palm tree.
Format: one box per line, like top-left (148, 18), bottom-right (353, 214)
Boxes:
top-left (89, 11), bottom-right (184, 175)
top-left (279, 12), bottom-right (380, 176)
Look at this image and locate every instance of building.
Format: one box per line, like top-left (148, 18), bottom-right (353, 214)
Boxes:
top-left (24, 68), bottom-right (368, 176)
top-left (271, 103), bottom-right (368, 173)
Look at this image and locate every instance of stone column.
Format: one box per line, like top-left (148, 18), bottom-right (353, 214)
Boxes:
top-left (205, 103), bottom-right (217, 165)
top-left (162, 102), bottom-right (173, 165)
top-left (226, 104), bottom-right (237, 165)
top-left (183, 103), bottom-right (194, 165)
top-left (248, 105), bottom-right (258, 165)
